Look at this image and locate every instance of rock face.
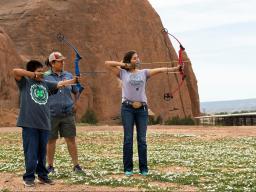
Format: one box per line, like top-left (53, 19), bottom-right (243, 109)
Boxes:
top-left (0, 27), bottom-right (23, 126)
top-left (0, 0), bottom-right (200, 124)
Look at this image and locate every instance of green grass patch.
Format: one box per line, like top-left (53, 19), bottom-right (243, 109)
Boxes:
top-left (1, 131), bottom-right (256, 191)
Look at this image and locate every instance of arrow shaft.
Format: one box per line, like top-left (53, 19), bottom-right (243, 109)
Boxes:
top-left (140, 60), bottom-right (190, 65)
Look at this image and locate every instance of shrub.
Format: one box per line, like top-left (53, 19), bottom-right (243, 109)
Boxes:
top-left (164, 116), bottom-right (195, 125)
top-left (80, 109), bottom-right (98, 124)
top-left (148, 115), bottom-right (163, 125)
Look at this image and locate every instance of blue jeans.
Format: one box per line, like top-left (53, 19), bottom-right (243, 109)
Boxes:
top-left (121, 103), bottom-right (148, 172)
top-left (22, 127), bottom-right (49, 181)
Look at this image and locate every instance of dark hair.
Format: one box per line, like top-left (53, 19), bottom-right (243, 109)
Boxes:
top-left (123, 50), bottom-right (137, 63)
top-left (26, 60), bottom-right (43, 72)
top-left (45, 58), bottom-right (51, 67)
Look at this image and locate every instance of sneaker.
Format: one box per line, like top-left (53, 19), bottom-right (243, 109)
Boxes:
top-left (38, 177), bottom-right (54, 185)
top-left (73, 164), bottom-right (85, 174)
top-left (140, 171), bottom-right (148, 176)
top-left (47, 165), bottom-right (55, 173)
top-left (23, 180), bottom-right (35, 187)
top-left (124, 171), bottom-right (133, 176)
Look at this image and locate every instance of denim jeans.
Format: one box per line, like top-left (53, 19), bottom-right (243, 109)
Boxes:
top-left (121, 103), bottom-right (148, 172)
top-left (22, 127), bottom-right (49, 181)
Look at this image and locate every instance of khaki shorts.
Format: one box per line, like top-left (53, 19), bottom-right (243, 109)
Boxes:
top-left (48, 115), bottom-right (76, 140)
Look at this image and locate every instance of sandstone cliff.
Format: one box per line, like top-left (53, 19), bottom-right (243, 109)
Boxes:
top-left (0, 0), bottom-right (200, 124)
top-left (0, 27), bottom-right (23, 126)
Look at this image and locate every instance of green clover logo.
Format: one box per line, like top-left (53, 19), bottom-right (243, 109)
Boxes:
top-left (30, 84), bottom-right (48, 105)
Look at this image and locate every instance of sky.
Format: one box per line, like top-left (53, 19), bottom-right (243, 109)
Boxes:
top-left (148, 0), bottom-right (256, 102)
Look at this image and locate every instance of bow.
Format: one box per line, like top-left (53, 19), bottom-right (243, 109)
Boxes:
top-left (57, 33), bottom-right (84, 95)
top-left (161, 28), bottom-right (186, 101)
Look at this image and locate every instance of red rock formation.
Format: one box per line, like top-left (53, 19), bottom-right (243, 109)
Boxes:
top-left (0, 27), bottom-right (23, 126)
top-left (0, 0), bottom-right (200, 124)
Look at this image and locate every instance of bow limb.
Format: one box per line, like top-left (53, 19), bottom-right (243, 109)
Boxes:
top-left (57, 33), bottom-right (84, 95)
top-left (57, 33), bottom-right (82, 59)
top-left (66, 41), bottom-right (82, 59)
top-left (162, 28), bottom-right (185, 50)
top-left (162, 28), bottom-right (186, 81)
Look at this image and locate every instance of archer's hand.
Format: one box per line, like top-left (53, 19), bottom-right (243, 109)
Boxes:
top-left (73, 76), bottom-right (81, 84)
top-left (121, 63), bottom-right (132, 69)
top-left (33, 72), bottom-right (44, 81)
top-left (178, 65), bottom-right (184, 72)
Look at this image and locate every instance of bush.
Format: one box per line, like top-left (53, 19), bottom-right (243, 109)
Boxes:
top-left (80, 109), bottom-right (98, 124)
top-left (148, 115), bottom-right (163, 125)
top-left (232, 110), bottom-right (256, 114)
top-left (164, 116), bottom-right (195, 125)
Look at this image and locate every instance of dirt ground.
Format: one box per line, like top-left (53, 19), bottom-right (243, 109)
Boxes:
top-left (0, 125), bottom-right (256, 191)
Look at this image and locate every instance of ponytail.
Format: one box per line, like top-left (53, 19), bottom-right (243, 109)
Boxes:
top-left (45, 58), bottom-right (51, 67)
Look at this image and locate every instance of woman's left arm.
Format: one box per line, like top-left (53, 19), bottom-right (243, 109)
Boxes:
top-left (148, 66), bottom-right (180, 77)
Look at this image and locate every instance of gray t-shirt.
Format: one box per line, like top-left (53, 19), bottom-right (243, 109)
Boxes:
top-left (119, 69), bottom-right (150, 103)
top-left (16, 77), bottom-right (57, 130)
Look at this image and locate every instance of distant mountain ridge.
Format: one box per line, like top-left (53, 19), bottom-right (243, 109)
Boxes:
top-left (200, 98), bottom-right (256, 114)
